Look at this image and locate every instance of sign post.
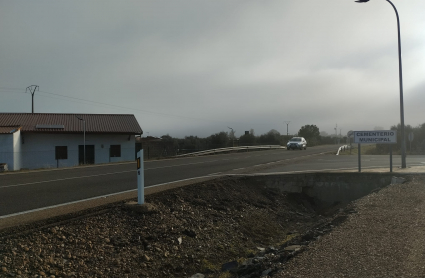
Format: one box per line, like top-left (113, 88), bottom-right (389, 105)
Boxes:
top-left (137, 150), bottom-right (144, 204)
top-left (354, 130), bottom-right (397, 172)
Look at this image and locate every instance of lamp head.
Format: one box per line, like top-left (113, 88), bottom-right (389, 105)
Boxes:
top-left (355, 0), bottom-right (370, 2)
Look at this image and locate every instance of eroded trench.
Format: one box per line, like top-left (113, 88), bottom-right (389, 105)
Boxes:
top-left (0, 173), bottom-right (403, 278)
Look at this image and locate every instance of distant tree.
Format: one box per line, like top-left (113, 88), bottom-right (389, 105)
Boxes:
top-left (417, 123), bottom-right (425, 151)
top-left (320, 135), bottom-right (334, 145)
top-left (375, 124), bottom-right (412, 154)
top-left (208, 131), bottom-right (229, 148)
top-left (258, 129), bottom-right (281, 145)
top-left (298, 125), bottom-right (320, 146)
top-left (180, 136), bottom-right (203, 152)
top-left (159, 134), bottom-right (179, 156)
top-left (160, 134), bottom-right (178, 148)
top-left (239, 129), bottom-right (256, 146)
top-left (161, 134), bottom-right (172, 140)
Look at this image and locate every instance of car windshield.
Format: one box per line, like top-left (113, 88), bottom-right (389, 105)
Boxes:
top-left (290, 138), bottom-right (301, 142)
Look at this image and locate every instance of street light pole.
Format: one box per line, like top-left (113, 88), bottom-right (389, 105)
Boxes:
top-left (75, 116), bottom-right (86, 165)
top-left (355, 0), bottom-right (406, 168)
top-left (227, 127), bottom-right (235, 147)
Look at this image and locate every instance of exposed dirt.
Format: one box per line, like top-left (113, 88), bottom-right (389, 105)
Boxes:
top-left (0, 177), bottom-right (351, 278)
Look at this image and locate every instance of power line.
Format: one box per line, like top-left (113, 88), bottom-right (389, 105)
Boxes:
top-left (0, 87), bottom-right (26, 92)
top-left (36, 90), bottom-right (211, 122)
top-left (0, 90), bottom-right (24, 94)
top-left (36, 93), bottom-right (114, 108)
top-left (0, 87), bottom-right (234, 124)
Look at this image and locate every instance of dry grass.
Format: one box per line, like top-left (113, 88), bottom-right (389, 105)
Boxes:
top-left (338, 144), bottom-right (376, 155)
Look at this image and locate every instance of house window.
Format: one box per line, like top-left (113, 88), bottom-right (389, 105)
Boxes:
top-left (110, 145), bottom-right (121, 157)
top-left (55, 146), bottom-right (68, 160)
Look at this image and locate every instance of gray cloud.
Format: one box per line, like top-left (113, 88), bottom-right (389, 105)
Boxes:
top-left (1, 0), bottom-right (424, 138)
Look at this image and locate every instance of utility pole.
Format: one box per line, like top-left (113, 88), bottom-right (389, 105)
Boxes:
top-left (334, 124), bottom-right (338, 144)
top-left (75, 116), bottom-right (86, 165)
top-left (284, 121), bottom-right (290, 136)
top-left (26, 85), bottom-right (39, 113)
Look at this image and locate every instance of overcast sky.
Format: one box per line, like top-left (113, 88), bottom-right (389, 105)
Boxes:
top-left (1, 0), bottom-right (424, 138)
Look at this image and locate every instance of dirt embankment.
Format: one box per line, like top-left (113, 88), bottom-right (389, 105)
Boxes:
top-left (0, 177), bottom-right (350, 278)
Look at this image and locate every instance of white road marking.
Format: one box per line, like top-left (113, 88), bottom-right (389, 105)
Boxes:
top-left (0, 170), bottom-right (135, 189)
top-left (0, 150), bottom-right (340, 217)
top-left (246, 152), bottom-right (324, 169)
top-left (0, 175), bottom-right (222, 219)
top-left (0, 161), bottom-right (136, 176)
top-left (0, 160), bottom-right (221, 189)
top-left (223, 165), bottom-right (402, 175)
top-left (146, 160), bottom-right (219, 170)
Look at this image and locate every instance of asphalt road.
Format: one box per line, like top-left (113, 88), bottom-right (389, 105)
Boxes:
top-left (1, 144), bottom-right (424, 217)
top-left (261, 153), bottom-right (425, 173)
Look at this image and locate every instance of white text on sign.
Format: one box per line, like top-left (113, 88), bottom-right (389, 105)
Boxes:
top-left (354, 130), bottom-right (397, 144)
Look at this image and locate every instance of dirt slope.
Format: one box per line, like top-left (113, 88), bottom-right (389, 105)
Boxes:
top-left (0, 177), bottom-right (344, 278)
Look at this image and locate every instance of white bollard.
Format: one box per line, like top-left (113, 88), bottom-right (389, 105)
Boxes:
top-left (137, 150), bottom-right (145, 204)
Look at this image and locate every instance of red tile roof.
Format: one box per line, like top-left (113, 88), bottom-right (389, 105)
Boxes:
top-left (0, 113), bottom-right (143, 134)
top-left (0, 126), bottom-right (21, 134)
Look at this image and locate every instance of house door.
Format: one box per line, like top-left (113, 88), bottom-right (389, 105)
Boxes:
top-left (79, 145), bottom-right (95, 164)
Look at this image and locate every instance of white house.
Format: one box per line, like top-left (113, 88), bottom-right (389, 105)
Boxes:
top-left (0, 113), bottom-right (143, 171)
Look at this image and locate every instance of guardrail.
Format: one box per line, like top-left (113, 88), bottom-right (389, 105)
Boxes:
top-left (336, 145), bottom-right (350, 155)
top-left (175, 145), bottom-right (284, 157)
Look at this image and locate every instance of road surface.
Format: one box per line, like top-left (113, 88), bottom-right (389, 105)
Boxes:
top-left (1, 144), bottom-right (424, 216)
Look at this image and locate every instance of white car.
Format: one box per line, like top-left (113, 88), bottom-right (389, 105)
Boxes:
top-left (286, 137), bottom-right (307, 150)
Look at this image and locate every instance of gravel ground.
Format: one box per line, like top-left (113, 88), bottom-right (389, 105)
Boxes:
top-left (0, 177), bottom-right (332, 278)
top-left (276, 175), bottom-right (425, 278)
top-left (2, 173), bottom-right (423, 278)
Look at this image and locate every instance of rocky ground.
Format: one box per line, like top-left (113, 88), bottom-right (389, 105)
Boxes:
top-left (274, 175), bottom-right (425, 278)
top-left (0, 176), bottom-right (354, 278)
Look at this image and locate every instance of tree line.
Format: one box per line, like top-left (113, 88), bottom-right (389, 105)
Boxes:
top-left (373, 123), bottom-right (425, 154)
top-left (146, 122), bottom-right (425, 156)
top-left (158, 124), bottom-right (334, 154)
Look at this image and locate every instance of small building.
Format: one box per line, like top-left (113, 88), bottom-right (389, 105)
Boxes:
top-left (0, 113), bottom-right (142, 171)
